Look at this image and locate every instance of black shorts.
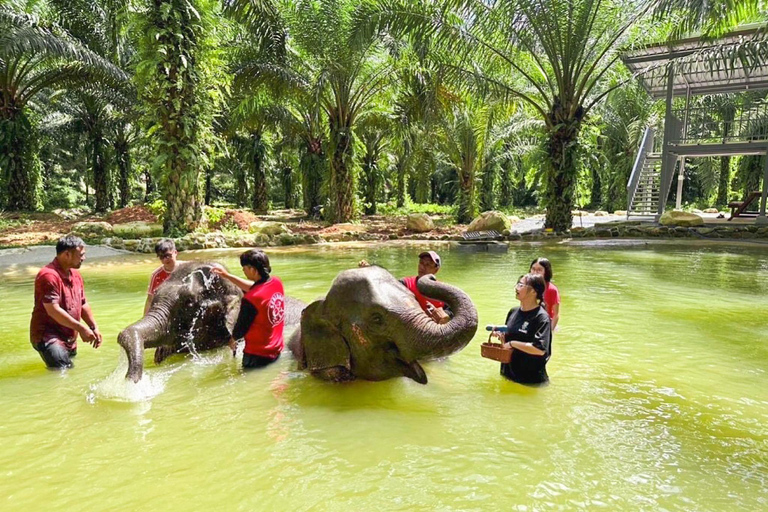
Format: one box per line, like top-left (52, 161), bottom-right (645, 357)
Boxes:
top-left (33, 338), bottom-right (77, 369)
top-left (242, 352), bottom-right (279, 369)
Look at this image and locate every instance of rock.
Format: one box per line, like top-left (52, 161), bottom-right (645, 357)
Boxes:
top-left (612, 210), bottom-right (628, 216)
top-left (692, 209), bottom-right (703, 214)
top-left (136, 237), bottom-right (162, 253)
top-left (112, 221), bottom-right (163, 239)
top-left (466, 211), bottom-right (511, 232)
top-left (696, 228), bottom-right (716, 235)
top-left (123, 239), bottom-right (139, 251)
top-left (101, 237), bottom-right (125, 250)
top-left (659, 210), bottom-right (704, 227)
top-left (406, 213), bottom-right (434, 233)
top-left (703, 208), bottom-right (719, 214)
top-left (53, 207), bottom-right (91, 221)
top-left (276, 233), bottom-right (296, 246)
top-left (71, 221), bottom-right (113, 237)
top-left (508, 215), bottom-right (521, 224)
top-left (249, 221), bottom-right (292, 236)
top-left (594, 211), bottom-right (609, 217)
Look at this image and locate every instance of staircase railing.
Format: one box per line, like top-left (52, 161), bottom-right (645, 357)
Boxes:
top-left (627, 126), bottom-right (655, 216)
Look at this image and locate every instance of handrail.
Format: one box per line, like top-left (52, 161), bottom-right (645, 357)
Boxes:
top-left (627, 126), bottom-right (655, 216)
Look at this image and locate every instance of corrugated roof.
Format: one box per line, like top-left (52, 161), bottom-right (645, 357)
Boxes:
top-left (621, 24), bottom-right (768, 99)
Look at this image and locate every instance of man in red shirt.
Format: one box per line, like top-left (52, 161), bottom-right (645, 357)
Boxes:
top-left (30, 236), bottom-right (103, 369)
top-left (359, 251), bottom-right (452, 324)
top-left (144, 239), bottom-right (178, 315)
top-left (212, 249), bottom-right (285, 369)
top-left (400, 251), bottom-right (452, 324)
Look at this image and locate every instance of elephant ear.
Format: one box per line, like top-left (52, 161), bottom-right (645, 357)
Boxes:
top-left (300, 300), bottom-right (351, 376)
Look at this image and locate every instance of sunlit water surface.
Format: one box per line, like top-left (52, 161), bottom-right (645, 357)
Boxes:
top-left (1, 241), bottom-right (767, 511)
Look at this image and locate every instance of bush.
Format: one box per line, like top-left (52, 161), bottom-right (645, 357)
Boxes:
top-left (377, 201), bottom-right (455, 216)
top-left (146, 199), bottom-right (166, 221)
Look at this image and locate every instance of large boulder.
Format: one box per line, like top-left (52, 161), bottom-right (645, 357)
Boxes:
top-left (249, 221), bottom-right (291, 236)
top-left (112, 221), bottom-right (163, 238)
top-left (71, 221), bottom-right (113, 237)
top-left (467, 211), bottom-right (511, 232)
top-left (703, 208), bottom-right (719, 214)
top-left (594, 210), bottom-right (610, 217)
top-left (406, 213), bottom-right (434, 233)
top-left (659, 210), bottom-right (704, 227)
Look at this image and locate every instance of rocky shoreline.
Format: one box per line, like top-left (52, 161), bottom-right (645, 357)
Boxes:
top-left (92, 220), bottom-right (768, 253)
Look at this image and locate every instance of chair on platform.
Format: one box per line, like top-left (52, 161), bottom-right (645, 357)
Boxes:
top-left (728, 191), bottom-right (762, 220)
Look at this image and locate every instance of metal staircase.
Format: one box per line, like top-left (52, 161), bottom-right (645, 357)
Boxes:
top-left (627, 127), bottom-right (662, 217)
top-left (628, 155), bottom-right (661, 215)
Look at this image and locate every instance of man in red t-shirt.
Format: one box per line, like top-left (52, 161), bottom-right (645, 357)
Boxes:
top-left (359, 251), bottom-right (451, 324)
top-left (401, 251), bottom-right (452, 324)
top-left (212, 249), bottom-right (285, 369)
top-left (144, 239), bottom-right (179, 315)
top-left (30, 236), bottom-right (103, 369)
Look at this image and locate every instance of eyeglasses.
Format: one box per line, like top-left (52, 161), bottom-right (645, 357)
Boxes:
top-left (158, 253), bottom-right (174, 260)
top-left (515, 281), bottom-right (529, 289)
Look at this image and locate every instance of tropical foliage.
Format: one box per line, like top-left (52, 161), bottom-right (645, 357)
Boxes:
top-left (0, 0), bottom-right (765, 233)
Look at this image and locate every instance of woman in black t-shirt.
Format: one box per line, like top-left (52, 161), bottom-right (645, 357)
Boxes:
top-left (491, 273), bottom-right (552, 385)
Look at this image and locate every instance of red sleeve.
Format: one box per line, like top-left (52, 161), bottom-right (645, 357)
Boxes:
top-left (548, 283), bottom-right (561, 305)
top-left (39, 273), bottom-right (61, 303)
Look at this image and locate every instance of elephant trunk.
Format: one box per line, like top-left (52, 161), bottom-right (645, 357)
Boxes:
top-left (118, 311), bottom-right (166, 383)
top-left (400, 275), bottom-right (478, 360)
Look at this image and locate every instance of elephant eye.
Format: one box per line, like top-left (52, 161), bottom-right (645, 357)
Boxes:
top-left (369, 312), bottom-right (384, 326)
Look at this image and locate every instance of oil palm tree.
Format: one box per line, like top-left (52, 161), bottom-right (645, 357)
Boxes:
top-left (357, 111), bottom-right (391, 214)
top-left (356, 0), bottom-right (763, 231)
top-left (0, 0), bottom-right (127, 210)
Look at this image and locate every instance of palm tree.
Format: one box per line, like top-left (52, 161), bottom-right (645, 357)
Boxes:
top-left (357, 111), bottom-right (391, 214)
top-left (356, 0), bottom-right (763, 231)
top-left (0, 1), bottom-right (126, 210)
top-left (134, 0), bottom-right (223, 235)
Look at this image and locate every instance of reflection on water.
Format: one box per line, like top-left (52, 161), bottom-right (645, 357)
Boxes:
top-left (0, 241), bottom-right (767, 511)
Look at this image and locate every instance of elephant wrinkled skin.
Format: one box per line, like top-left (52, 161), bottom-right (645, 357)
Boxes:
top-left (289, 266), bottom-right (478, 384)
top-left (118, 262), bottom-right (304, 382)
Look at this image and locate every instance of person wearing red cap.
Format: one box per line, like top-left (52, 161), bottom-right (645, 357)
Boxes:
top-left (358, 251), bottom-right (452, 324)
top-left (400, 251), bottom-right (452, 324)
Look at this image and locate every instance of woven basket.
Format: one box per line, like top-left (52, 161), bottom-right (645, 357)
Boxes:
top-left (480, 342), bottom-right (513, 363)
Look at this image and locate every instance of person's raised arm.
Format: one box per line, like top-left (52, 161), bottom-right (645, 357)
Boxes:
top-left (211, 265), bottom-right (252, 292)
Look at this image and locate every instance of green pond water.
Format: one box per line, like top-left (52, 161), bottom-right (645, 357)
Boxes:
top-left (1, 241), bottom-right (767, 511)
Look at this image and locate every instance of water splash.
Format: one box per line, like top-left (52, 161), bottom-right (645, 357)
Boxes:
top-left (88, 351), bottom-right (182, 403)
top-left (182, 268), bottom-right (216, 289)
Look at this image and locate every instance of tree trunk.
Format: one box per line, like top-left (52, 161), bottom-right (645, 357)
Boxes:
top-left (362, 154), bottom-right (379, 215)
top-left (205, 167), bottom-right (213, 205)
top-left (480, 162), bottom-right (495, 211)
top-left (456, 164), bottom-right (476, 224)
top-left (328, 122), bottom-right (355, 223)
top-left (92, 128), bottom-right (109, 212)
top-left (499, 155), bottom-right (513, 207)
top-left (0, 113), bottom-right (41, 211)
top-left (144, 169), bottom-right (154, 202)
top-left (115, 128), bottom-right (132, 209)
top-left (589, 163), bottom-right (602, 209)
top-left (717, 156), bottom-right (730, 206)
top-left (283, 166), bottom-right (294, 209)
top-left (396, 152), bottom-right (408, 208)
top-left (543, 101), bottom-right (582, 233)
top-left (301, 138), bottom-right (325, 214)
top-left (249, 132), bottom-right (269, 214)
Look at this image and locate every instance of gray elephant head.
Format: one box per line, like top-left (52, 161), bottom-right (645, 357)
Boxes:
top-left (289, 266), bottom-right (478, 384)
top-left (118, 262), bottom-right (242, 382)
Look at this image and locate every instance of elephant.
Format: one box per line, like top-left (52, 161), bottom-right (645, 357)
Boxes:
top-left (288, 265), bottom-right (478, 384)
top-left (118, 262), bottom-right (305, 382)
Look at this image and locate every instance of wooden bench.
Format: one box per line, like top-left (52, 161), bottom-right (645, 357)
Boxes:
top-left (728, 191), bottom-right (762, 220)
